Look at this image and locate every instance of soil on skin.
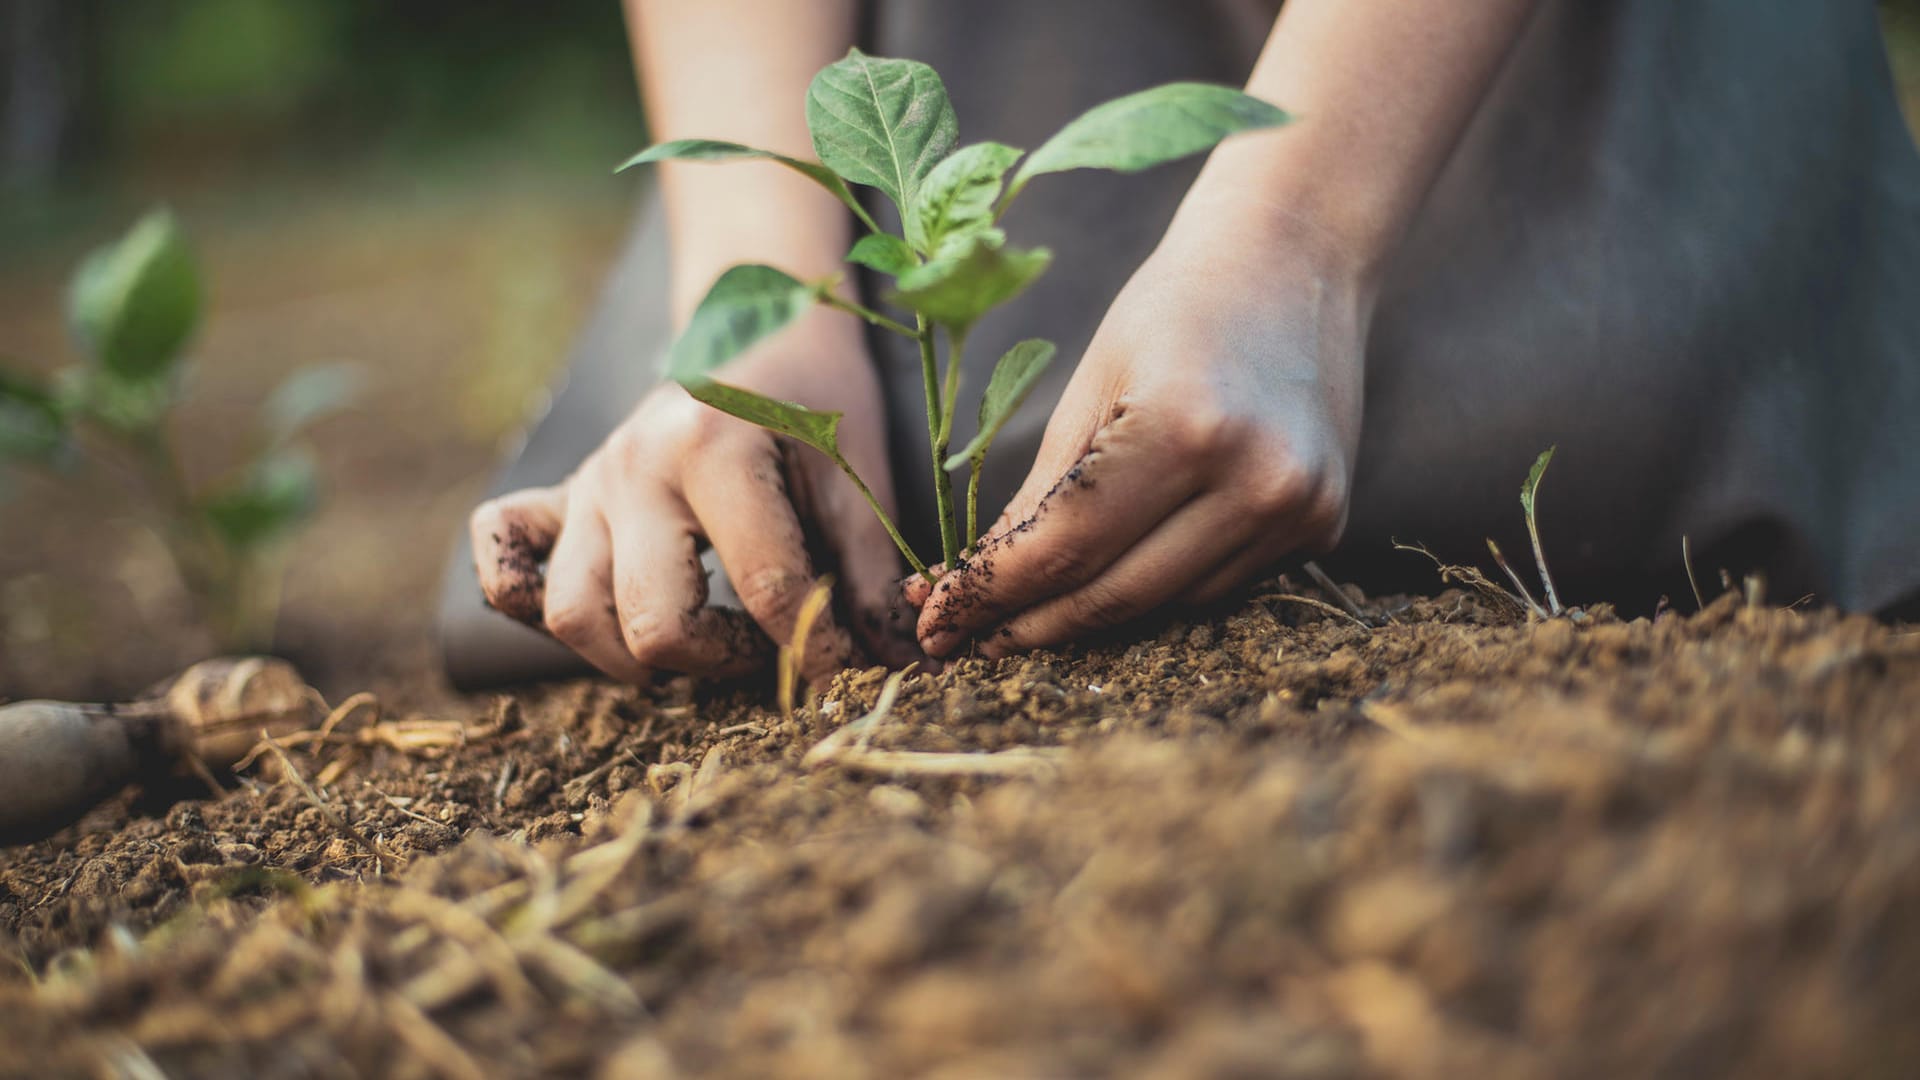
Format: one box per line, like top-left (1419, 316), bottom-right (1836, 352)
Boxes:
top-left (3, 580), bottom-right (1918, 1078)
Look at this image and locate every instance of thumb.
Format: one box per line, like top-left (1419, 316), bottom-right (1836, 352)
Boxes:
top-left (974, 355), bottom-right (1111, 550)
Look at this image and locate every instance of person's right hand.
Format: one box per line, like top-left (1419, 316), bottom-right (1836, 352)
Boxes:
top-left (470, 308), bottom-right (908, 684)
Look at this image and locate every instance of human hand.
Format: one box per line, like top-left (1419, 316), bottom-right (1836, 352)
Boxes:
top-left (905, 210), bottom-right (1369, 659)
top-left (471, 309), bottom-right (911, 683)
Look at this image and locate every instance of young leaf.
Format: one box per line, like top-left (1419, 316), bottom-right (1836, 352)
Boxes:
top-left (263, 363), bottom-right (362, 444)
top-left (618, 139), bottom-right (878, 232)
top-left (201, 449), bottom-right (319, 550)
top-left (806, 49), bottom-right (958, 213)
top-left (890, 232), bottom-right (1051, 330)
top-left (68, 209), bottom-right (203, 381)
top-left (667, 265), bottom-right (817, 382)
top-left (846, 233), bottom-right (919, 277)
top-left (906, 141), bottom-right (1023, 255)
top-left (1520, 445), bottom-right (1563, 615)
top-left (679, 379), bottom-right (844, 461)
top-left (53, 364), bottom-right (174, 435)
top-left (944, 339), bottom-right (1057, 469)
top-left (0, 367), bottom-right (67, 461)
top-left (1520, 445), bottom-right (1555, 523)
top-left (1006, 83), bottom-right (1290, 203)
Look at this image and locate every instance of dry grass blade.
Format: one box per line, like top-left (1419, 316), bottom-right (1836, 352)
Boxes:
top-left (259, 732), bottom-right (401, 873)
top-left (520, 936), bottom-right (645, 1018)
top-left (1393, 539), bottom-right (1530, 619)
top-left (804, 664), bottom-right (918, 767)
top-left (1682, 534), bottom-right (1706, 611)
top-left (1302, 561), bottom-right (1373, 624)
top-left (1486, 539), bottom-right (1551, 621)
top-left (389, 888), bottom-right (540, 1012)
top-left (1254, 593), bottom-right (1371, 633)
top-left (551, 798), bottom-right (654, 928)
top-left (779, 576), bottom-right (836, 721)
top-left (820, 746), bottom-right (1065, 780)
top-left (381, 990), bottom-right (488, 1080)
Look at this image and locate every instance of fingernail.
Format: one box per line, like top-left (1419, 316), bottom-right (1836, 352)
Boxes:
top-left (920, 629), bottom-right (961, 658)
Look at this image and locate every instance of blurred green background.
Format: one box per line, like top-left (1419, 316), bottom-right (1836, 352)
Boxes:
top-left (2, 0), bottom-right (639, 247)
top-left (0, 0), bottom-right (646, 700)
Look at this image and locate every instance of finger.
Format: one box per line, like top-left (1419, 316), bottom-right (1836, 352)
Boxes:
top-left (472, 486), bottom-right (567, 626)
top-left (917, 410), bottom-right (1198, 655)
top-left (1185, 541), bottom-right (1281, 607)
top-left (604, 483), bottom-right (771, 677)
top-left (975, 495), bottom-right (1255, 660)
top-left (902, 570), bottom-right (938, 609)
top-left (682, 442), bottom-right (855, 679)
top-left (542, 498), bottom-right (653, 683)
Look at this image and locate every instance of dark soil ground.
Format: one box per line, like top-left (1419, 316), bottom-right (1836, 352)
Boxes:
top-left (2, 577), bottom-right (1918, 1078)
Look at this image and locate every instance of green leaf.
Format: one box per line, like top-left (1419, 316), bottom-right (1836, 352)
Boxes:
top-left (201, 449), bottom-right (318, 550)
top-left (618, 138), bottom-right (878, 232)
top-left (1007, 83), bottom-right (1290, 202)
top-left (1520, 445), bottom-right (1555, 522)
top-left (666, 265), bottom-right (817, 382)
top-left (0, 367), bottom-right (67, 461)
top-left (945, 339), bottom-right (1057, 469)
top-left (846, 233), bottom-right (918, 277)
top-left (806, 48), bottom-right (958, 213)
top-left (68, 209), bottom-right (203, 381)
top-left (53, 364), bottom-right (174, 435)
top-left (263, 363), bottom-right (361, 443)
top-left (679, 379), bottom-right (844, 460)
top-left (906, 141), bottom-right (1022, 254)
top-left (890, 232), bottom-right (1051, 331)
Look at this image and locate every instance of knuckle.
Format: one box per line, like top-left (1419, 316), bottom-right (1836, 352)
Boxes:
top-left (1065, 580), bottom-right (1137, 629)
top-left (735, 566), bottom-right (812, 630)
top-left (620, 610), bottom-right (678, 668)
top-left (1165, 403), bottom-right (1241, 458)
top-left (1246, 464), bottom-right (1315, 518)
top-left (1039, 543), bottom-right (1094, 584)
top-left (542, 595), bottom-right (597, 645)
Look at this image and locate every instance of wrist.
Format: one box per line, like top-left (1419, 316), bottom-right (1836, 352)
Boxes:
top-left (1174, 140), bottom-right (1396, 301)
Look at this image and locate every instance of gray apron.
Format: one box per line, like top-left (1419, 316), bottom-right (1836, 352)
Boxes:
top-left (439, 0), bottom-right (1920, 688)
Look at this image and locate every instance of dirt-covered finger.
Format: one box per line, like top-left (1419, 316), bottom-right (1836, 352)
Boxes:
top-left (471, 485), bottom-right (567, 627)
top-left (682, 441), bottom-right (855, 679)
top-left (975, 496), bottom-right (1250, 660)
top-left (917, 433), bottom-right (1193, 656)
top-left (541, 501), bottom-right (652, 683)
top-left (604, 488), bottom-right (771, 677)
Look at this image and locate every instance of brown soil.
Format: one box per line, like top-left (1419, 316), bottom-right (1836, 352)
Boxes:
top-left (3, 581), bottom-right (1917, 1079)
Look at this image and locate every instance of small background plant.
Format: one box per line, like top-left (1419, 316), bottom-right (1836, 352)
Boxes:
top-left (0, 209), bottom-right (355, 650)
top-left (621, 49), bottom-right (1290, 578)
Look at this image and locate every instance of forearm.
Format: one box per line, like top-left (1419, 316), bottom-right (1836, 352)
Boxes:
top-left (624, 0), bottom-right (859, 325)
top-left (1183, 0), bottom-right (1538, 288)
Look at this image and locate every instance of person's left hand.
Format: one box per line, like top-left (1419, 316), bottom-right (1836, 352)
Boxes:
top-left (903, 208), bottom-right (1370, 659)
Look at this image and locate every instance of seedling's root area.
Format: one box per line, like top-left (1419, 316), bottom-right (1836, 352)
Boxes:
top-left (5, 583), bottom-right (1920, 1076)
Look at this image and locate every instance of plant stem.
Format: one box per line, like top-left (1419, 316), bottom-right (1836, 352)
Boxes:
top-left (917, 316), bottom-right (960, 565)
top-left (820, 295), bottom-right (917, 338)
top-left (132, 426), bottom-right (257, 649)
top-left (966, 459), bottom-right (982, 553)
top-left (832, 457), bottom-right (932, 582)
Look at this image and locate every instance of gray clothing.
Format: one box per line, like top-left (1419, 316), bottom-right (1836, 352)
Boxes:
top-left (440, 0), bottom-right (1920, 689)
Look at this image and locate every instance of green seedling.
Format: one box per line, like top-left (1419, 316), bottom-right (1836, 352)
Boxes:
top-left (0, 209), bottom-right (356, 648)
top-left (1519, 446), bottom-right (1562, 615)
top-left (620, 50), bottom-right (1290, 579)
top-left (1394, 446), bottom-right (1566, 622)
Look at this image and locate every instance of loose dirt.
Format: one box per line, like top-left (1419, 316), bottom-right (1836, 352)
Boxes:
top-left (3, 580), bottom-right (1917, 1079)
